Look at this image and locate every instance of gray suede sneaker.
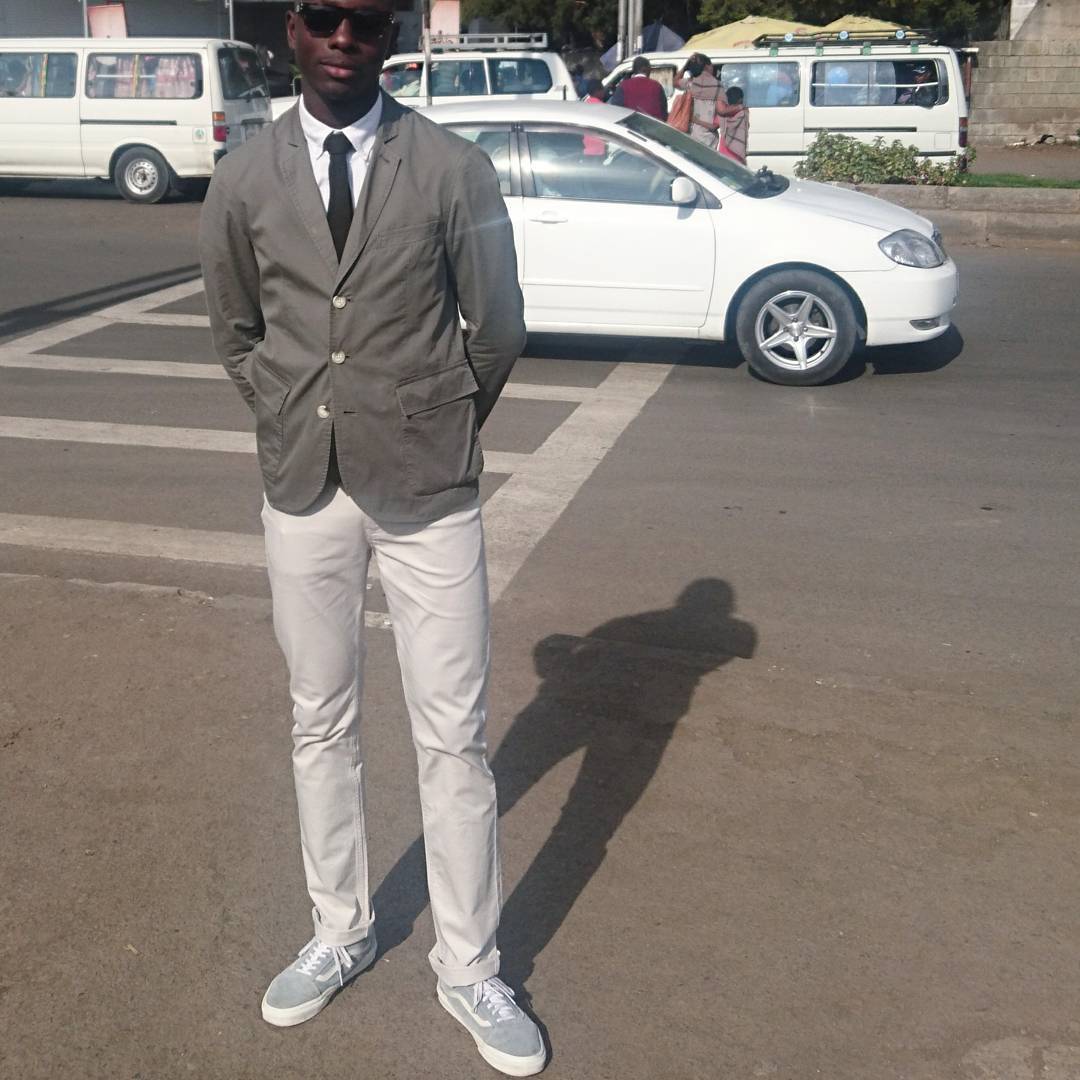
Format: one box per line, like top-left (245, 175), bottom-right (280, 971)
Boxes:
top-left (261, 934), bottom-right (377, 1027)
top-left (437, 976), bottom-right (546, 1076)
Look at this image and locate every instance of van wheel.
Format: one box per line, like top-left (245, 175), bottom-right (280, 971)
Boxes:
top-left (114, 147), bottom-right (172, 204)
top-left (735, 270), bottom-right (857, 386)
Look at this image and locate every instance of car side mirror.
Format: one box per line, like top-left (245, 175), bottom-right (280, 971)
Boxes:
top-left (671, 176), bottom-right (698, 206)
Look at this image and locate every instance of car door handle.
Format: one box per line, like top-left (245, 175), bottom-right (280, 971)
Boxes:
top-left (528, 211), bottom-right (568, 224)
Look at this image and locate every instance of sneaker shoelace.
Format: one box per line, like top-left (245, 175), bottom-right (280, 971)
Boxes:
top-left (478, 977), bottom-right (522, 1023)
top-left (295, 937), bottom-right (356, 988)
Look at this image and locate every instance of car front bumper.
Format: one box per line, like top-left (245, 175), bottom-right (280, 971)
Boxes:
top-left (842, 259), bottom-right (959, 348)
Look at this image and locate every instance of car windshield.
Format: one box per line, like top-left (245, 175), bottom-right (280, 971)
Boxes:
top-left (617, 111), bottom-right (761, 194)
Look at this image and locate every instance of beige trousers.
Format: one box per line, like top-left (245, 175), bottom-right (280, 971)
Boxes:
top-left (261, 485), bottom-right (501, 986)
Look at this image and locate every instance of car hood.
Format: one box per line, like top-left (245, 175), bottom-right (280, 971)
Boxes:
top-left (771, 179), bottom-right (934, 237)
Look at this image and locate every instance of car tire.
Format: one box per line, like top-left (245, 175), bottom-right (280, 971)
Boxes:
top-left (735, 269), bottom-right (858, 387)
top-left (114, 147), bottom-right (172, 204)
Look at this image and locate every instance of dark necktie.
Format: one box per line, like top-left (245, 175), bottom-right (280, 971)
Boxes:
top-left (323, 131), bottom-right (353, 262)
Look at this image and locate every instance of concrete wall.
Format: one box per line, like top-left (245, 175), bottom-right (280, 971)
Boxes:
top-left (1016, 0), bottom-right (1080, 38)
top-left (969, 39), bottom-right (1080, 146)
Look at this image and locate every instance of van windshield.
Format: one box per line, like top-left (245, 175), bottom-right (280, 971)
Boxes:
top-left (617, 112), bottom-right (771, 195)
top-left (218, 47), bottom-right (268, 101)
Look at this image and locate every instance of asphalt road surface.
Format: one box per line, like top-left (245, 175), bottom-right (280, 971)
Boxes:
top-left (1, 186), bottom-right (1079, 1080)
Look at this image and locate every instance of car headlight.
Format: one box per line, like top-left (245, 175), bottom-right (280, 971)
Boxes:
top-left (878, 229), bottom-right (945, 269)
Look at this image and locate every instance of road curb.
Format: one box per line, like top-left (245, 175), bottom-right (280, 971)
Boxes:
top-left (843, 183), bottom-right (1080, 247)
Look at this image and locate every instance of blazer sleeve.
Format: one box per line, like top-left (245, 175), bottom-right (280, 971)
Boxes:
top-left (199, 164), bottom-right (264, 413)
top-left (445, 144), bottom-right (526, 428)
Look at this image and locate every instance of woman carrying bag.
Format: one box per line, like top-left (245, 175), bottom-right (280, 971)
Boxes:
top-left (674, 53), bottom-right (721, 147)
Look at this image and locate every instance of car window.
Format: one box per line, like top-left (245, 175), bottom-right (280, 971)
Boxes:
top-left (86, 53), bottom-right (203, 99)
top-left (448, 126), bottom-right (513, 195)
top-left (811, 59), bottom-right (946, 107)
top-left (429, 59), bottom-right (487, 97)
top-left (381, 61), bottom-right (422, 98)
top-left (0, 52), bottom-right (77, 98)
top-left (714, 61), bottom-right (799, 108)
top-left (526, 127), bottom-right (680, 205)
top-left (218, 47), bottom-right (268, 101)
top-left (487, 58), bottom-right (552, 95)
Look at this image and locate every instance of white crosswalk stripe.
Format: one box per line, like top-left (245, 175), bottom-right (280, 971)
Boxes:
top-left (0, 277), bottom-right (671, 605)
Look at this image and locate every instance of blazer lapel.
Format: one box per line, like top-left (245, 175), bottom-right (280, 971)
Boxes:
top-left (335, 94), bottom-right (404, 289)
top-left (278, 107), bottom-right (339, 275)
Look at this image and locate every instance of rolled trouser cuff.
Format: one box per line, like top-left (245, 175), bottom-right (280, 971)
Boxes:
top-left (429, 944), bottom-right (500, 987)
top-left (311, 907), bottom-right (374, 948)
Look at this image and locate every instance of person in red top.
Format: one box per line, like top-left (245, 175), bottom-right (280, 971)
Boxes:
top-left (610, 56), bottom-right (668, 121)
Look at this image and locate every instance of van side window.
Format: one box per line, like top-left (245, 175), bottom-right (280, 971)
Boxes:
top-left (381, 61), bottom-right (422, 98)
top-left (714, 61), bottom-right (799, 107)
top-left (488, 58), bottom-right (553, 95)
top-left (811, 60), bottom-right (945, 107)
top-left (429, 60), bottom-right (487, 97)
top-left (86, 53), bottom-right (203, 100)
top-left (0, 52), bottom-right (77, 98)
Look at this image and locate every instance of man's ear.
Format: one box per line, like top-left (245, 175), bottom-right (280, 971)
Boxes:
top-left (286, 12), bottom-right (298, 51)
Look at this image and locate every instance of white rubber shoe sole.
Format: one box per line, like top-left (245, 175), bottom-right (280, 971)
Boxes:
top-left (261, 938), bottom-right (377, 1028)
top-left (437, 983), bottom-right (547, 1077)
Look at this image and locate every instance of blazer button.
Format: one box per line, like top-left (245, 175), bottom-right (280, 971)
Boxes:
top-left (317, 404), bottom-right (331, 419)
top-left (331, 350), bottom-right (346, 365)
top-left (332, 295), bottom-right (348, 310)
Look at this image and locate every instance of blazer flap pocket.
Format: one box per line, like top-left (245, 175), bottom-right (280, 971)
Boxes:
top-left (251, 358), bottom-right (291, 415)
top-left (396, 362), bottom-right (479, 418)
top-left (374, 219), bottom-right (442, 249)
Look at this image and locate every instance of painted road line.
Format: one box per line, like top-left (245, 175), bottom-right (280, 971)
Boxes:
top-left (104, 312), bottom-right (210, 329)
top-left (482, 361), bottom-right (671, 604)
top-left (0, 352), bottom-right (596, 402)
top-left (0, 354), bottom-right (227, 380)
top-left (0, 415), bottom-right (530, 475)
top-left (0, 416), bottom-right (255, 454)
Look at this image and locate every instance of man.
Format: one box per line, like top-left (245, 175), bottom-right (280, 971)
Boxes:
top-left (198, 2), bottom-right (545, 1075)
top-left (610, 55), bottom-right (668, 121)
top-left (897, 62), bottom-right (937, 107)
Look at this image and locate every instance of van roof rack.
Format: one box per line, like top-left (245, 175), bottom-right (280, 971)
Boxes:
top-left (426, 32), bottom-right (549, 53)
top-left (754, 29), bottom-right (935, 52)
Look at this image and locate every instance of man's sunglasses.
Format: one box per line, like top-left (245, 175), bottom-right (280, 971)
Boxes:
top-left (293, 3), bottom-right (395, 38)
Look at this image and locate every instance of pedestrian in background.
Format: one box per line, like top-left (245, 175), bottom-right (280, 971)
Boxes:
top-left (677, 52), bottom-right (722, 148)
top-left (199, 0), bottom-right (544, 1075)
top-left (715, 85), bottom-right (749, 164)
top-left (611, 55), bottom-right (668, 121)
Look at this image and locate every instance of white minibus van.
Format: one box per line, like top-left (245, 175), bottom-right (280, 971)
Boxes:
top-left (0, 38), bottom-right (271, 202)
top-left (602, 34), bottom-right (968, 175)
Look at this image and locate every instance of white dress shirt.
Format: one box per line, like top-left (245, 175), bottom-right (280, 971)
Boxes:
top-left (298, 94), bottom-right (383, 211)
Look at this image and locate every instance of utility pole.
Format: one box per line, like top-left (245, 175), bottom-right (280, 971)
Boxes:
top-left (616, 0), bottom-right (627, 62)
top-left (422, 0), bottom-right (433, 107)
top-left (226, 0), bottom-right (235, 40)
top-left (82, 0), bottom-right (89, 37)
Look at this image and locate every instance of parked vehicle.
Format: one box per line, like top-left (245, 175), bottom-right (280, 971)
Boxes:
top-left (424, 99), bottom-right (958, 386)
top-left (0, 38), bottom-right (271, 202)
top-left (272, 39), bottom-right (573, 120)
top-left (602, 33), bottom-right (968, 176)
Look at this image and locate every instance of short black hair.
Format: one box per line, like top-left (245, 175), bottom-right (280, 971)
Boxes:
top-left (586, 77), bottom-right (604, 97)
top-left (726, 85), bottom-right (744, 105)
top-left (631, 55), bottom-right (650, 75)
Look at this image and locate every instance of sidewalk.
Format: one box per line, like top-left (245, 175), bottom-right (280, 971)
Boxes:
top-left (971, 142), bottom-right (1080, 181)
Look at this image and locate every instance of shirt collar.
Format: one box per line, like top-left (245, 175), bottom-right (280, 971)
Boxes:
top-left (299, 94), bottom-right (383, 158)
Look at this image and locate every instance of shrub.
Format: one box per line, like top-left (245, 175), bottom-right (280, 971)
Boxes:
top-left (795, 132), bottom-right (974, 186)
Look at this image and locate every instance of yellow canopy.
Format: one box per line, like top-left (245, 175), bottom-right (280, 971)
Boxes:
top-left (685, 16), bottom-right (823, 50)
top-left (821, 15), bottom-right (907, 32)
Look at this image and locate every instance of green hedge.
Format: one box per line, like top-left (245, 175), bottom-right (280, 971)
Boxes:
top-left (795, 132), bottom-right (975, 186)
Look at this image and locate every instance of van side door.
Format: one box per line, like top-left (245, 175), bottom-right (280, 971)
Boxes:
top-left (711, 59), bottom-right (804, 170)
top-left (0, 50), bottom-right (83, 177)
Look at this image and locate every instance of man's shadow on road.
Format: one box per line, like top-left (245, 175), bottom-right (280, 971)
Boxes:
top-left (373, 578), bottom-right (756, 988)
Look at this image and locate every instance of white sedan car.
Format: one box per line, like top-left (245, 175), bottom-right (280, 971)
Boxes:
top-left (424, 100), bottom-right (958, 386)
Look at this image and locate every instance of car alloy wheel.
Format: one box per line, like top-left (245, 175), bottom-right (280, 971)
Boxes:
top-left (754, 290), bottom-right (838, 373)
top-left (735, 269), bottom-right (858, 387)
